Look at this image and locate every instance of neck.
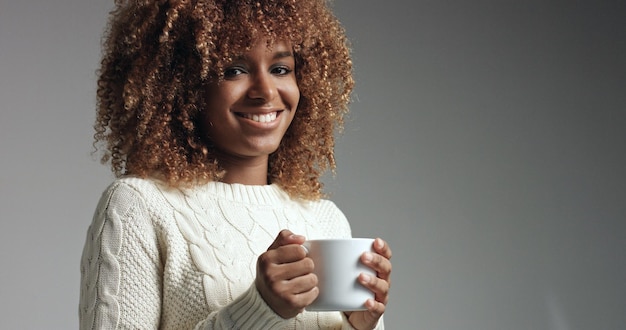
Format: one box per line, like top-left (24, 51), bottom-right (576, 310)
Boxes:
top-left (219, 155), bottom-right (269, 185)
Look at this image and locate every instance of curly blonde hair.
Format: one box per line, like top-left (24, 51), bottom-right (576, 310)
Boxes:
top-left (94, 0), bottom-right (354, 200)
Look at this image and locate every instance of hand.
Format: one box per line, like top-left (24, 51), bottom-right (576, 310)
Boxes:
top-left (255, 230), bottom-right (319, 319)
top-left (346, 238), bottom-right (392, 330)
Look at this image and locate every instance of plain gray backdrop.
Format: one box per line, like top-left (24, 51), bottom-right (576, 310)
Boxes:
top-left (1, 0), bottom-right (624, 329)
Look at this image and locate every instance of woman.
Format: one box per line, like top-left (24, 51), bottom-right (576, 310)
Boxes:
top-left (80, 0), bottom-right (392, 329)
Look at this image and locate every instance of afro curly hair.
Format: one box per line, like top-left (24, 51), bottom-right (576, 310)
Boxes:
top-left (94, 0), bottom-right (354, 200)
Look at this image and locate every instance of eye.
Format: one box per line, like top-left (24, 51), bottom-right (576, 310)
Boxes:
top-left (223, 66), bottom-right (247, 79)
top-left (271, 65), bottom-right (293, 76)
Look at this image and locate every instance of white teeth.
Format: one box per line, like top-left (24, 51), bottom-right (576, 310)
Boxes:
top-left (242, 112), bottom-right (277, 123)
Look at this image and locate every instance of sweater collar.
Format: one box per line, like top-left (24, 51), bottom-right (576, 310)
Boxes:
top-left (198, 181), bottom-right (289, 205)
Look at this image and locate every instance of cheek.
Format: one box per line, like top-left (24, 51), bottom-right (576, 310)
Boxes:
top-left (202, 90), bottom-right (233, 123)
top-left (285, 82), bottom-right (300, 108)
top-left (200, 102), bottom-right (225, 136)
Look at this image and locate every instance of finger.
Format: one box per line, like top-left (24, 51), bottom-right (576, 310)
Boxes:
top-left (275, 244), bottom-right (306, 263)
top-left (277, 285), bottom-right (320, 312)
top-left (267, 229), bottom-right (306, 251)
top-left (257, 275), bottom-right (320, 319)
top-left (364, 298), bottom-right (386, 319)
top-left (362, 251), bottom-right (392, 281)
top-left (373, 238), bottom-right (392, 260)
top-left (266, 273), bottom-right (319, 307)
top-left (276, 272), bottom-right (319, 295)
top-left (261, 253), bottom-right (315, 283)
top-left (258, 244), bottom-right (314, 276)
top-left (359, 273), bottom-right (390, 304)
top-left (293, 286), bottom-right (320, 308)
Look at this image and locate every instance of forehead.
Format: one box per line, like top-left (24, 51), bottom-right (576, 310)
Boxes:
top-left (225, 48), bottom-right (294, 70)
top-left (222, 36), bottom-right (295, 60)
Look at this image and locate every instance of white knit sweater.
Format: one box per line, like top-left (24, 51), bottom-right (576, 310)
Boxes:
top-left (79, 177), bottom-right (383, 329)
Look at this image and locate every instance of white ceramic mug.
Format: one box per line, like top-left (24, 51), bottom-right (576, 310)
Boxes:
top-left (303, 238), bottom-right (375, 311)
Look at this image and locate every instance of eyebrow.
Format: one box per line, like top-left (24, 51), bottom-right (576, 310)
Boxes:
top-left (231, 50), bottom-right (294, 62)
top-left (273, 50), bottom-right (294, 60)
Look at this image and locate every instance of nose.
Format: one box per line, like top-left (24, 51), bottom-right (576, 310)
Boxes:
top-left (247, 71), bottom-right (277, 102)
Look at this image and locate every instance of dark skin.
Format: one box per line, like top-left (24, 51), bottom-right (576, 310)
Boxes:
top-left (204, 40), bottom-right (393, 329)
top-left (256, 230), bottom-right (392, 329)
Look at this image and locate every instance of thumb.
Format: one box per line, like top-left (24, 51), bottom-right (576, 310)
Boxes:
top-left (267, 229), bottom-right (306, 251)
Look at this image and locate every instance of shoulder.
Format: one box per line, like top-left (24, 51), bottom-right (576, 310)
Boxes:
top-left (87, 177), bottom-right (170, 260)
top-left (311, 198), bottom-right (344, 216)
top-left (95, 176), bottom-right (176, 219)
top-left (303, 198), bottom-right (353, 239)
top-left (303, 197), bottom-right (344, 216)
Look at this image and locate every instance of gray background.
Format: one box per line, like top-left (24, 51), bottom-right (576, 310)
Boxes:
top-left (1, 0), bottom-right (624, 329)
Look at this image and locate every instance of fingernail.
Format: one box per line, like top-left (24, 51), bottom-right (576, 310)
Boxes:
top-left (361, 273), bottom-right (372, 283)
top-left (363, 252), bottom-right (373, 263)
top-left (375, 238), bottom-right (384, 249)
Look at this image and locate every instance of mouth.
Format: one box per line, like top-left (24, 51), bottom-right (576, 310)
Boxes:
top-left (236, 111), bottom-right (280, 123)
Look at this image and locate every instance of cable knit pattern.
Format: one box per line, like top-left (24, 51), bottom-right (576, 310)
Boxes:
top-left (79, 177), bottom-right (384, 329)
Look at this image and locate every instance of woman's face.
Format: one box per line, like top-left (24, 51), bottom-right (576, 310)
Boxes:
top-left (202, 39), bottom-right (300, 165)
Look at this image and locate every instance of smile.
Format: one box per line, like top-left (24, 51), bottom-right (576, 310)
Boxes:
top-left (238, 112), bottom-right (279, 123)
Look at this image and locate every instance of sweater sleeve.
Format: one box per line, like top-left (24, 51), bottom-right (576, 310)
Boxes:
top-left (193, 283), bottom-right (291, 329)
top-left (79, 181), bottom-right (163, 329)
top-left (339, 314), bottom-right (384, 330)
top-left (79, 180), bottom-right (292, 329)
